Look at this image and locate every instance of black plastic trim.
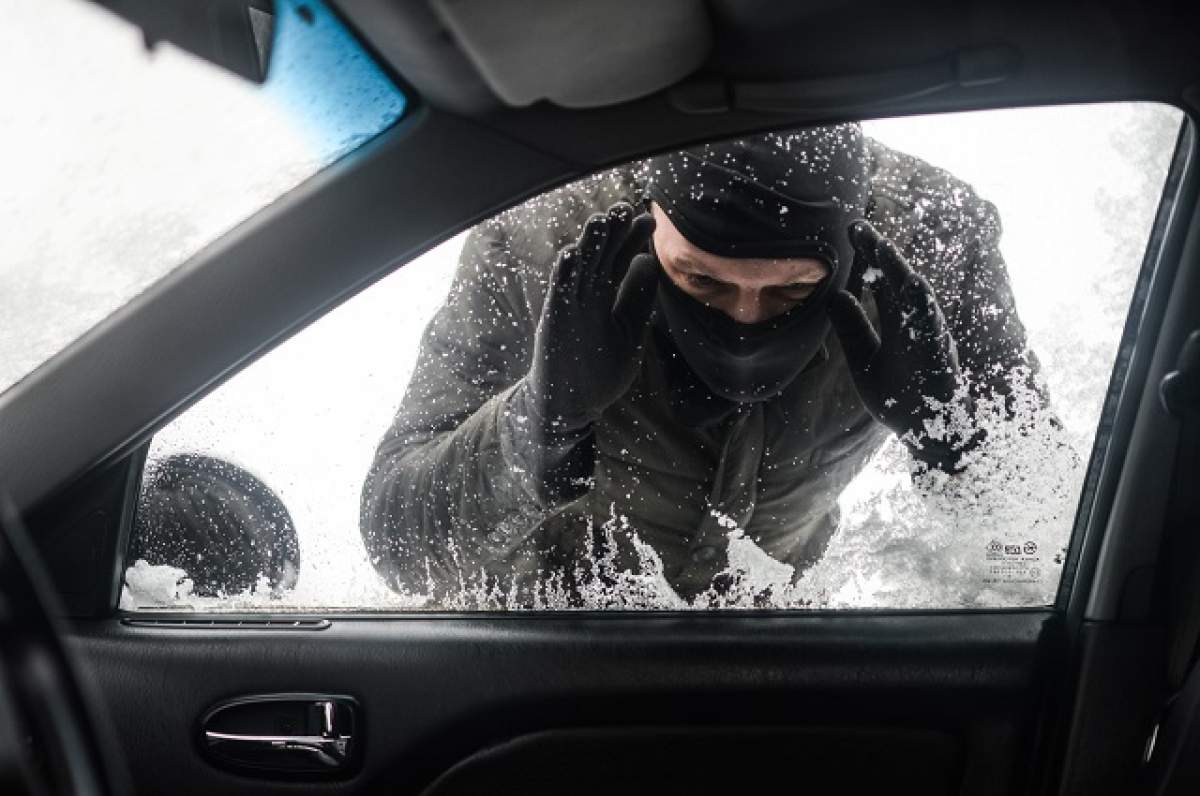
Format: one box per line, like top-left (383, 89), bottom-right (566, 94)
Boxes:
top-left (116, 606), bottom-right (1055, 622)
top-left (121, 617), bottom-right (331, 630)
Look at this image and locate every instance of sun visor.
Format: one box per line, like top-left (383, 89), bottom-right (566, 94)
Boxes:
top-left (429, 0), bottom-right (712, 108)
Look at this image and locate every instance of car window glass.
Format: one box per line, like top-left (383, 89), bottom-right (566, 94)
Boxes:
top-left (0, 0), bottom-right (406, 395)
top-left (122, 102), bottom-right (1184, 612)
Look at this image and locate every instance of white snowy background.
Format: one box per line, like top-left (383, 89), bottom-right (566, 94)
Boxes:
top-left (0, 1), bottom-right (1182, 610)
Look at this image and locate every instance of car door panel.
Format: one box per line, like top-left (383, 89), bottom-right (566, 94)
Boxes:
top-left (66, 612), bottom-right (1056, 794)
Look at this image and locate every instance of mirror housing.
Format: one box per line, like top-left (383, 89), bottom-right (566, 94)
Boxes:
top-left (95, 0), bottom-right (275, 83)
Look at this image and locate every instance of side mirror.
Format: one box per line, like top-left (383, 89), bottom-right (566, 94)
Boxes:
top-left (95, 0), bottom-right (275, 83)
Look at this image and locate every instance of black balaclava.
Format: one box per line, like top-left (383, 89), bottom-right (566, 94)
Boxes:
top-left (644, 125), bottom-right (869, 414)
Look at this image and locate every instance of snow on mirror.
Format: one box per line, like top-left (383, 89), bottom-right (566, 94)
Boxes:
top-left (122, 103), bottom-right (1183, 612)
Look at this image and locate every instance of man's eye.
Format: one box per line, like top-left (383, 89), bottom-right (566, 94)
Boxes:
top-left (686, 273), bottom-right (721, 289)
top-left (779, 283), bottom-right (817, 298)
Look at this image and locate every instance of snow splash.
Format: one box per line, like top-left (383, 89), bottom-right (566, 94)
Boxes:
top-left (122, 559), bottom-right (195, 606)
top-left (433, 375), bottom-right (1079, 611)
top-left (122, 373), bottom-right (1078, 613)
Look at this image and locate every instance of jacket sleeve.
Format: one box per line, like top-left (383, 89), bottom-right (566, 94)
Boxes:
top-left (865, 138), bottom-right (1071, 486)
top-left (868, 145), bottom-right (1045, 411)
top-left (359, 218), bottom-right (594, 597)
top-left (931, 196), bottom-right (1053, 417)
top-left (894, 168), bottom-right (1081, 493)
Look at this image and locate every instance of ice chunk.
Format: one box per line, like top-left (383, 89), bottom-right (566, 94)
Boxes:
top-left (121, 559), bottom-right (194, 607)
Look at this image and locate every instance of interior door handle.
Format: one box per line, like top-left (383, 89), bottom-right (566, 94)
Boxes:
top-left (199, 694), bottom-right (359, 778)
top-left (204, 730), bottom-right (350, 768)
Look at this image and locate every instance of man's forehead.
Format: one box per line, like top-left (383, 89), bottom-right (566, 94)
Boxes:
top-left (652, 203), bottom-right (829, 282)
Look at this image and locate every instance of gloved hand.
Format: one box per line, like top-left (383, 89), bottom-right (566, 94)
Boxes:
top-left (522, 202), bottom-right (660, 439)
top-left (827, 219), bottom-right (981, 471)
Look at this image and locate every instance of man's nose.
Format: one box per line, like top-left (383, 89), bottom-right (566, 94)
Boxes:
top-left (727, 290), bottom-right (772, 324)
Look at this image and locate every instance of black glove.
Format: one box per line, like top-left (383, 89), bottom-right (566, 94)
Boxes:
top-left (522, 202), bottom-right (660, 439)
top-left (827, 220), bottom-right (981, 472)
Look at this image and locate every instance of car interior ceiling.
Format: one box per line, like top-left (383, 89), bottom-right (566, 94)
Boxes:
top-left (2, 0), bottom-right (1199, 793)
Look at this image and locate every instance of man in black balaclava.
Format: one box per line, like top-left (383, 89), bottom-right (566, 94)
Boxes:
top-left (645, 128), bottom-right (981, 468)
top-left (362, 124), bottom-right (1041, 603)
